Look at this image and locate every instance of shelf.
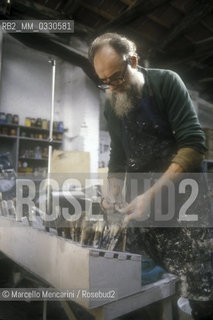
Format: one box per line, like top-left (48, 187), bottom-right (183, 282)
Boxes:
top-left (0, 123), bottom-right (19, 127)
top-left (0, 122), bottom-right (63, 173)
top-left (17, 175), bottom-right (45, 181)
top-left (0, 134), bottom-right (18, 139)
top-left (19, 137), bottom-right (62, 143)
top-left (19, 157), bottom-right (48, 161)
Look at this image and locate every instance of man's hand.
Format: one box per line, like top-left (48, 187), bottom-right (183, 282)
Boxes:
top-left (119, 162), bottom-right (184, 226)
top-left (118, 192), bottom-right (152, 225)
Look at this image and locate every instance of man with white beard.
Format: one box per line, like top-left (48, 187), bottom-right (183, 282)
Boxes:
top-left (105, 64), bottom-right (145, 118)
top-left (88, 33), bottom-right (213, 319)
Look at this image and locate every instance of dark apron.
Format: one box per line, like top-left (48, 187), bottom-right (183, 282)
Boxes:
top-left (122, 70), bottom-right (213, 301)
top-left (122, 70), bottom-right (176, 174)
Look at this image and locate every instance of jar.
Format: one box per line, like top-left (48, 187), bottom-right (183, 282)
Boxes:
top-left (36, 118), bottom-right (42, 128)
top-left (25, 117), bottom-right (31, 127)
top-left (10, 129), bottom-right (16, 136)
top-left (12, 114), bottom-right (19, 124)
top-left (53, 121), bottom-right (58, 130)
top-left (6, 113), bottom-right (12, 124)
top-left (31, 118), bottom-right (36, 127)
top-left (2, 126), bottom-right (8, 135)
top-left (0, 112), bottom-right (6, 123)
top-left (42, 119), bottom-right (48, 130)
top-left (57, 121), bottom-right (64, 132)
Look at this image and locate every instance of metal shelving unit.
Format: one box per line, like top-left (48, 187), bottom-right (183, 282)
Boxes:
top-left (0, 123), bottom-right (63, 173)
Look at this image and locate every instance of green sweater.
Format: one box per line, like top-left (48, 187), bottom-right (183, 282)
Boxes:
top-left (104, 68), bottom-right (206, 174)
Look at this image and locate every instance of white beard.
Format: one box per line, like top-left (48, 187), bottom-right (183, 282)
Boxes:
top-left (106, 68), bottom-right (145, 118)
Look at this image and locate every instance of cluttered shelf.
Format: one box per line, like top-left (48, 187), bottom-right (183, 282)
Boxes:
top-left (0, 115), bottom-right (64, 173)
top-left (19, 125), bottom-right (64, 133)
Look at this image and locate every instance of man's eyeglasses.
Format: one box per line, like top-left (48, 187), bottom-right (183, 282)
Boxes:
top-left (97, 60), bottom-right (128, 90)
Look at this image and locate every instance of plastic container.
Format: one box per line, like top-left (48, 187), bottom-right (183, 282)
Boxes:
top-left (178, 297), bottom-right (193, 320)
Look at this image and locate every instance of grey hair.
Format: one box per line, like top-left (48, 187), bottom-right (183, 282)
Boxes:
top-left (88, 33), bottom-right (138, 65)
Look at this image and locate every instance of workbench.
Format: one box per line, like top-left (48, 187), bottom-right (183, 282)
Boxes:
top-left (88, 274), bottom-right (177, 320)
top-left (0, 216), bottom-right (178, 320)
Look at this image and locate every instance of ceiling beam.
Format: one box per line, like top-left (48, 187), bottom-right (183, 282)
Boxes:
top-left (79, 2), bottom-right (115, 21)
top-left (62, 0), bottom-right (81, 17)
top-left (97, 0), bottom-right (170, 33)
top-left (151, 35), bottom-right (213, 66)
top-left (154, 47), bottom-right (213, 68)
top-left (11, 0), bottom-right (65, 19)
top-left (157, 1), bottom-right (213, 51)
top-left (119, 0), bottom-right (138, 9)
top-left (54, 0), bottom-right (65, 11)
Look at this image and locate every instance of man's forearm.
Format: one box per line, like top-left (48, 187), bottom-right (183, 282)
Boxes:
top-left (171, 147), bottom-right (204, 171)
top-left (148, 162), bottom-right (184, 199)
top-left (107, 176), bottom-right (125, 201)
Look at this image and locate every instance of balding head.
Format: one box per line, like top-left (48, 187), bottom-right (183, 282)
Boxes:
top-left (88, 33), bottom-right (138, 65)
top-left (93, 45), bottom-right (125, 84)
